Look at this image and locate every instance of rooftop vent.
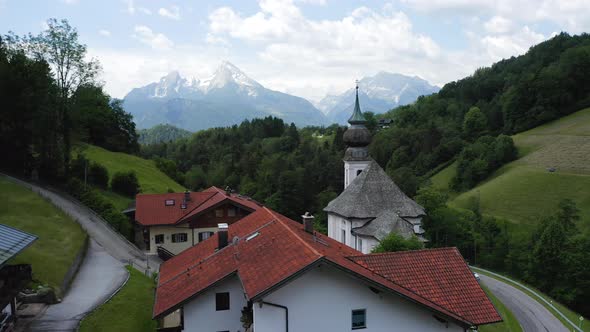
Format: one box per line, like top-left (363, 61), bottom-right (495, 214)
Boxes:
top-left (165, 199), bottom-right (175, 206)
top-left (184, 190), bottom-right (191, 202)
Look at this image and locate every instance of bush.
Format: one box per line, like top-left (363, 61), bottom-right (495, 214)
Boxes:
top-left (88, 162), bottom-right (109, 189)
top-left (372, 233), bottom-right (423, 253)
top-left (111, 171), bottom-right (140, 197)
top-left (65, 178), bottom-right (133, 240)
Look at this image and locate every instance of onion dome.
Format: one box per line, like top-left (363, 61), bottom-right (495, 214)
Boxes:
top-left (343, 85), bottom-right (371, 148)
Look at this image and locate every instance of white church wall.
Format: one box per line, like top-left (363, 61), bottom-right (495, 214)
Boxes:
top-left (344, 160), bottom-right (370, 188)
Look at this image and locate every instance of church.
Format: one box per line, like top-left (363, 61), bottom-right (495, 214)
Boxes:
top-left (325, 85), bottom-right (426, 254)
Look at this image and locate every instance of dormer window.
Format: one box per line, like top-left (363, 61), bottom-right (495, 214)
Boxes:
top-left (227, 206), bottom-right (236, 217)
top-left (165, 199), bottom-right (175, 206)
top-left (215, 208), bottom-right (224, 218)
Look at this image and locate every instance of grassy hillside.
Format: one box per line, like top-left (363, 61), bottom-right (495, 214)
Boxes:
top-left (0, 177), bottom-right (86, 295)
top-left (432, 107), bottom-right (590, 230)
top-left (75, 144), bottom-right (184, 209)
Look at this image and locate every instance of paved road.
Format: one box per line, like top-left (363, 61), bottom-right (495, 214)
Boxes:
top-left (4, 175), bottom-right (161, 273)
top-left (27, 240), bottom-right (128, 331)
top-left (480, 274), bottom-right (569, 332)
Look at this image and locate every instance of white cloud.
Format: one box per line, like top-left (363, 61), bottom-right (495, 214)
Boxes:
top-left (402, 0), bottom-right (590, 33)
top-left (132, 25), bottom-right (174, 50)
top-left (158, 5), bottom-right (181, 20)
top-left (484, 16), bottom-right (513, 34)
top-left (61, 0), bottom-right (79, 4)
top-left (479, 26), bottom-right (546, 60)
top-left (138, 7), bottom-right (152, 15)
top-left (99, 29), bottom-right (111, 37)
top-left (123, 0), bottom-right (135, 14)
top-left (207, 0), bottom-right (447, 99)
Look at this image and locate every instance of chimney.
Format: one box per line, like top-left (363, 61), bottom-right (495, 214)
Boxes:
top-left (184, 190), bottom-right (191, 202)
top-left (302, 212), bottom-right (314, 234)
top-left (225, 186), bottom-right (232, 196)
top-left (218, 223), bottom-right (229, 249)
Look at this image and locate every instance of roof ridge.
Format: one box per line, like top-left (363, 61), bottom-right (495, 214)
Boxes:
top-left (173, 191), bottom-right (218, 224)
top-left (263, 207), bottom-right (322, 258)
top-left (345, 254), bottom-right (472, 324)
top-left (348, 247), bottom-right (457, 258)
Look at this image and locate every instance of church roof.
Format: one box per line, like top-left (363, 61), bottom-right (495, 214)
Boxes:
top-left (352, 210), bottom-right (415, 241)
top-left (324, 160), bottom-right (425, 218)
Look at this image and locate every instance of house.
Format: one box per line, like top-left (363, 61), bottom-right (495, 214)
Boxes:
top-left (153, 208), bottom-right (502, 331)
top-left (378, 118), bottom-right (393, 128)
top-left (0, 224), bottom-right (37, 330)
top-left (325, 85), bottom-right (426, 253)
top-left (133, 186), bottom-right (261, 258)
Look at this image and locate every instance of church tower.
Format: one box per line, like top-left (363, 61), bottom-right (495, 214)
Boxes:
top-left (343, 84), bottom-right (372, 188)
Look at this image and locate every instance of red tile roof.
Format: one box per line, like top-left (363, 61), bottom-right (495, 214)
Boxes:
top-left (348, 249), bottom-right (502, 326)
top-left (154, 207), bottom-right (502, 328)
top-left (134, 186), bottom-right (262, 226)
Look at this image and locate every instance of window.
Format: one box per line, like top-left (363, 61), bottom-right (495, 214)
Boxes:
top-left (341, 228), bottom-right (346, 244)
top-left (154, 234), bottom-right (164, 244)
top-left (227, 206), bottom-right (236, 217)
top-left (198, 231), bottom-right (214, 242)
top-left (352, 309), bottom-right (366, 329)
top-left (216, 292), bottom-right (230, 311)
top-left (165, 199), bottom-right (175, 206)
top-left (356, 236), bottom-right (363, 252)
top-left (356, 169), bottom-right (363, 176)
top-left (171, 233), bottom-right (187, 243)
top-left (215, 208), bottom-right (224, 218)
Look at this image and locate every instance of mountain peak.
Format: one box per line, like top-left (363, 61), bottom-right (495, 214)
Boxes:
top-left (207, 60), bottom-right (261, 91)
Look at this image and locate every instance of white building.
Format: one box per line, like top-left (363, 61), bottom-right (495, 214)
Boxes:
top-left (153, 207), bottom-right (502, 331)
top-left (325, 86), bottom-right (426, 253)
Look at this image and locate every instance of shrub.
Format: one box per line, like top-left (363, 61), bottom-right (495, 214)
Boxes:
top-left (372, 233), bottom-right (423, 253)
top-left (111, 171), bottom-right (140, 197)
top-left (66, 177), bottom-right (133, 240)
top-left (88, 162), bottom-right (109, 189)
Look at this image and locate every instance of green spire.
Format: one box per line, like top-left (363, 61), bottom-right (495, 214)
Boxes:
top-left (348, 83), bottom-right (366, 125)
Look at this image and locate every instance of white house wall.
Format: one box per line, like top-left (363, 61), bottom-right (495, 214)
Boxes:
top-left (183, 274), bottom-right (248, 332)
top-left (253, 264), bottom-right (465, 332)
top-left (148, 225), bottom-right (218, 255)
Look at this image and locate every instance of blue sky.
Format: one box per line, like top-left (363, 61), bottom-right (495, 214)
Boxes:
top-left (1, 0), bottom-right (588, 101)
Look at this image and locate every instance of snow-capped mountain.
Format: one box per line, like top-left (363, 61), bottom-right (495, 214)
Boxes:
top-left (123, 61), bottom-right (327, 130)
top-left (316, 72), bottom-right (440, 124)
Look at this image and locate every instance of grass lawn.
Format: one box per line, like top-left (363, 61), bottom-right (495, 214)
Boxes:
top-left (474, 267), bottom-right (589, 331)
top-left (479, 284), bottom-right (522, 332)
top-left (430, 107), bottom-right (590, 232)
top-left (74, 144), bottom-right (184, 209)
top-left (79, 266), bottom-right (157, 332)
top-left (429, 161), bottom-right (457, 193)
top-left (0, 177), bottom-right (86, 295)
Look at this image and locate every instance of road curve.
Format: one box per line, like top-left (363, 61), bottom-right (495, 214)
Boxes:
top-left (27, 240), bottom-right (128, 331)
top-left (480, 274), bottom-right (568, 332)
top-left (3, 174), bottom-right (161, 272)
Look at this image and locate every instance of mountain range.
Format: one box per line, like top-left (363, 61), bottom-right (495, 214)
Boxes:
top-left (123, 61), bottom-right (327, 131)
top-left (123, 61), bottom-right (439, 130)
top-left (315, 72), bottom-right (439, 124)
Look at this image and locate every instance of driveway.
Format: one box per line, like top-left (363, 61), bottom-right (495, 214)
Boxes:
top-left (27, 240), bottom-right (128, 331)
top-left (480, 274), bottom-right (569, 332)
